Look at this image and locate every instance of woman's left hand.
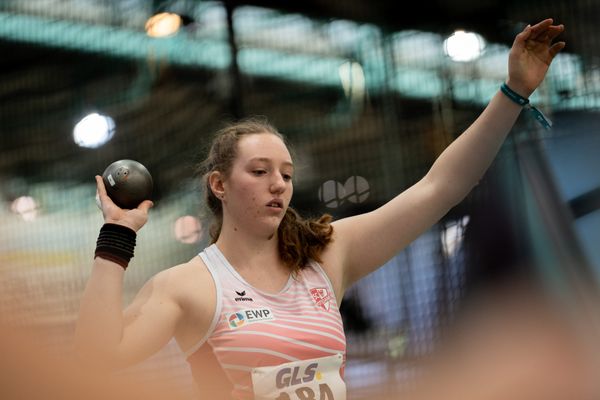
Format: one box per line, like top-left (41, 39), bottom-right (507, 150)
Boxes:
top-left (506, 18), bottom-right (565, 98)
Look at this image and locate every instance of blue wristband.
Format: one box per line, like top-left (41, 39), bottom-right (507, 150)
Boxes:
top-left (500, 83), bottom-right (552, 130)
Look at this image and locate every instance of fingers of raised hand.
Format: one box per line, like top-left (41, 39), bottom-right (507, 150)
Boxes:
top-left (546, 24), bottom-right (565, 42)
top-left (95, 175), bottom-right (108, 197)
top-left (549, 41), bottom-right (566, 58)
top-left (528, 18), bottom-right (554, 40)
top-left (529, 21), bottom-right (564, 43)
top-left (95, 175), bottom-right (118, 213)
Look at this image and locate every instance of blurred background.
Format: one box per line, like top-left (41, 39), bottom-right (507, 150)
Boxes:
top-left (1, 0), bottom-right (599, 398)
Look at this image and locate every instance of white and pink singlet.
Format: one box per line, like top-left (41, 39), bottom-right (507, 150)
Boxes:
top-left (186, 244), bottom-right (347, 400)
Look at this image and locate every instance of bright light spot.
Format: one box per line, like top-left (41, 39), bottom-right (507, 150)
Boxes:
top-left (173, 215), bottom-right (203, 244)
top-left (145, 12), bottom-right (182, 38)
top-left (443, 30), bottom-right (486, 62)
top-left (339, 61), bottom-right (366, 104)
top-left (10, 196), bottom-right (39, 221)
top-left (73, 113), bottom-right (115, 148)
top-left (441, 215), bottom-right (470, 257)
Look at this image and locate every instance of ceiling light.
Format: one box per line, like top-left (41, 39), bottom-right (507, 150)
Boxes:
top-left (443, 30), bottom-right (486, 62)
top-left (73, 112), bottom-right (115, 148)
top-left (145, 12), bottom-right (182, 38)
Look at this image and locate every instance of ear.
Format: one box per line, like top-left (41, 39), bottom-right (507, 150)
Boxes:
top-left (208, 171), bottom-right (226, 199)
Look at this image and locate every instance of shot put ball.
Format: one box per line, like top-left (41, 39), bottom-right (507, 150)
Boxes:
top-left (101, 159), bottom-right (153, 209)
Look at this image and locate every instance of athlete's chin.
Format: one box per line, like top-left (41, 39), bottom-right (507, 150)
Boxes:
top-left (263, 211), bottom-right (285, 223)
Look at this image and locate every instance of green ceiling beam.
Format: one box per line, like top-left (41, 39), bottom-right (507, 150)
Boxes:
top-left (0, 11), bottom-right (594, 110)
top-left (0, 11), bottom-right (231, 69)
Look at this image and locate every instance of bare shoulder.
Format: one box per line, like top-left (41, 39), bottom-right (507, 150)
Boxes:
top-left (159, 255), bottom-right (217, 351)
top-left (159, 255), bottom-right (216, 306)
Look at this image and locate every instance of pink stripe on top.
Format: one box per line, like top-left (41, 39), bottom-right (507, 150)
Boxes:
top-left (186, 244), bottom-right (346, 400)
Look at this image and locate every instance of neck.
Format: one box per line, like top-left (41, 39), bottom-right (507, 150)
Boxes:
top-left (215, 222), bottom-right (283, 273)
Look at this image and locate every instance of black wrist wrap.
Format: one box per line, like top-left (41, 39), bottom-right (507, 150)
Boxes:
top-left (94, 223), bottom-right (137, 269)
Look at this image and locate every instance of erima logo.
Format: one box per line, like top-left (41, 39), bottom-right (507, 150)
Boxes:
top-left (228, 308), bottom-right (274, 329)
top-left (235, 290), bottom-right (253, 302)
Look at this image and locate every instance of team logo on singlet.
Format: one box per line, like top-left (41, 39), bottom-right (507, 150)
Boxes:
top-left (227, 308), bottom-right (275, 329)
top-left (228, 312), bottom-right (246, 328)
top-left (309, 287), bottom-right (332, 311)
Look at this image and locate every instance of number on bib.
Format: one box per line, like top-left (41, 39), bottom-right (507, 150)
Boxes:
top-left (275, 383), bottom-right (335, 400)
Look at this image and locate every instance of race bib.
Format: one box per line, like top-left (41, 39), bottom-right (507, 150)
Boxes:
top-left (251, 354), bottom-right (345, 400)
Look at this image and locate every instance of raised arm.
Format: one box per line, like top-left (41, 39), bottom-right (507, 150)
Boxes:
top-left (326, 19), bottom-right (565, 292)
top-left (74, 176), bottom-right (181, 371)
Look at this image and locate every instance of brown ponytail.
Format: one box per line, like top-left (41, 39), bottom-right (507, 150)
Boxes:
top-left (197, 117), bottom-right (334, 272)
top-left (278, 208), bottom-right (334, 275)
